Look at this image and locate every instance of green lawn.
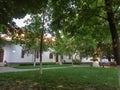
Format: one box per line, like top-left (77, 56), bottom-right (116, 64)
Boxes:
top-left (0, 67), bottom-right (119, 90)
top-left (12, 63), bottom-right (72, 69)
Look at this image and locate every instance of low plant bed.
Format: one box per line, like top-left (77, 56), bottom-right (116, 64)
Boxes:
top-left (12, 63), bottom-right (72, 69)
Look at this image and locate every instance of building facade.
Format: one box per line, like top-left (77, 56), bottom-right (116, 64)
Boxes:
top-left (0, 44), bottom-right (72, 66)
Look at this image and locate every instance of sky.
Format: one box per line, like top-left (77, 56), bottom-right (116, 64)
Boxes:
top-left (12, 14), bottom-right (52, 37)
top-left (13, 14), bottom-right (49, 29)
top-left (13, 14), bottom-right (31, 28)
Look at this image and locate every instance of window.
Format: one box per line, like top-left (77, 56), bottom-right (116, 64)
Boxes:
top-left (49, 53), bottom-right (53, 59)
top-left (21, 50), bottom-right (25, 58)
top-left (36, 51), bottom-right (39, 58)
top-left (0, 49), bottom-right (4, 62)
top-left (69, 55), bottom-right (72, 59)
top-left (61, 55), bottom-right (63, 59)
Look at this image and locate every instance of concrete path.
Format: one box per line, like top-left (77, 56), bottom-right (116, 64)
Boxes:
top-left (0, 66), bottom-right (73, 73)
top-left (0, 65), bottom-right (90, 73)
top-left (0, 67), bottom-right (38, 73)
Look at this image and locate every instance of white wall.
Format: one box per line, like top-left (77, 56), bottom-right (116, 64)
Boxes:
top-left (42, 51), bottom-right (55, 62)
top-left (35, 51), bottom-right (55, 63)
top-left (3, 44), bottom-right (55, 64)
top-left (2, 44), bottom-right (75, 64)
top-left (62, 55), bottom-right (72, 63)
top-left (3, 44), bottom-right (33, 63)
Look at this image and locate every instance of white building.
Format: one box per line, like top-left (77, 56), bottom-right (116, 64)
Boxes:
top-left (0, 44), bottom-right (72, 66)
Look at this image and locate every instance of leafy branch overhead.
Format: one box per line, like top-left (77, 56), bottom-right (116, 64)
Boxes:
top-left (0, 0), bottom-right (48, 24)
top-left (0, 0), bottom-right (120, 65)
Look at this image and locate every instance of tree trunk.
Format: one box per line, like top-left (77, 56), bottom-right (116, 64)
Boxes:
top-left (104, 0), bottom-right (120, 89)
top-left (71, 55), bottom-right (73, 66)
top-left (40, 29), bottom-right (43, 75)
top-left (59, 55), bottom-right (63, 65)
top-left (56, 54), bottom-right (59, 63)
top-left (104, 0), bottom-right (120, 65)
top-left (79, 51), bottom-right (82, 63)
top-left (39, 13), bottom-right (45, 75)
top-left (33, 50), bottom-right (37, 67)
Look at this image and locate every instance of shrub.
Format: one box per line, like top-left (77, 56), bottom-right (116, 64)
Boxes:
top-left (73, 59), bottom-right (80, 64)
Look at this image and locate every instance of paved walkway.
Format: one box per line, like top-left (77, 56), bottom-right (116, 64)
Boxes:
top-left (0, 66), bottom-right (73, 73)
top-left (0, 65), bottom-right (90, 73)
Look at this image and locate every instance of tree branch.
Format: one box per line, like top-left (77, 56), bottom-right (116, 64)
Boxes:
top-left (95, 14), bottom-right (107, 20)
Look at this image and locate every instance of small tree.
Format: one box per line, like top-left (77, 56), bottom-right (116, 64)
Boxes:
top-left (25, 13), bottom-right (46, 74)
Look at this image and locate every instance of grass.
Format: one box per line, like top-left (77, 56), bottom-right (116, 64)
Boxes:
top-left (12, 63), bottom-right (72, 69)
top-left (0, 67), bottom-right (119, 90)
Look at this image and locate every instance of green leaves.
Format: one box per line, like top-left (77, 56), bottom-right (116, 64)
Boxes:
top-left (0, 0), bottom-right (48, 24)
top-left (0, 24), bottom-right (4, 32)
top-left (48, 0), bottom-right (115, 57)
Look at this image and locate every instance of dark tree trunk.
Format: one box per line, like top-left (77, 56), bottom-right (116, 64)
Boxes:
top-left (104, 0), bottom-right (120, 89)
top-left (56, 54), bottom-right (59, 62)
top-left (104, 0), bottom-right (120, 65)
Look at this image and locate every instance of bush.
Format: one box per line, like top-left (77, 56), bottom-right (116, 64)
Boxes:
top-left (73, 59), bottom-right (80, 64)
top-left (19, 62), bottom-right (56, 66)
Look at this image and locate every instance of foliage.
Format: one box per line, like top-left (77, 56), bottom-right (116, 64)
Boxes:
top-left (51, 31), bottom-right (76, 56)
top-left (72, 59), bottom-right (80, 64)
top-left (47, 0), bottom-right (120, 63)
top-left (1, 0), bottom-right (118, 59)
top-left (24, 14), bottom-right (43, 50)
top-left (1, 0), bottom-right (120, 64)
top-left (48, 0), bottom-right (111, 57)
top-left (0, 0), bottom-right (48, 25)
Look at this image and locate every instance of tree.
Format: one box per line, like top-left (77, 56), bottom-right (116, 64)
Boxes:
top-left (48, 0), bottom-right (120, 62)
top-left (51, 31), bottom-right (76, 65)
top-left (0, 0), bottom-right (49, 74)
top-left (104, 0), bottom-right (120, 88)
top-left (24, 13), bottom-right (49, 74)
top-left (0, 0), bottom-right (48, 25)
top-left (48, 0), bottom-right (120, 87)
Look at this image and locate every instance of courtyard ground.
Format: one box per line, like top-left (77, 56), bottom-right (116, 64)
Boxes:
top-left (0, 66), bottom-right (119, 90)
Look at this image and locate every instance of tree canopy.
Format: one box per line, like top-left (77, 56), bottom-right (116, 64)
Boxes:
top-left (1, 0), bottom-right (120, 65)
top-left (47, 0), bottom-right (120, 64)
top-left (0, 0), bottom-right (48, 25)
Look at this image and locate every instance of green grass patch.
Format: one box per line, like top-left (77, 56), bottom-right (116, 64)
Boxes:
top-left (0, 67), bottom-right (119, 90)
top-left (12, 63), bottom-right (72, 69)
